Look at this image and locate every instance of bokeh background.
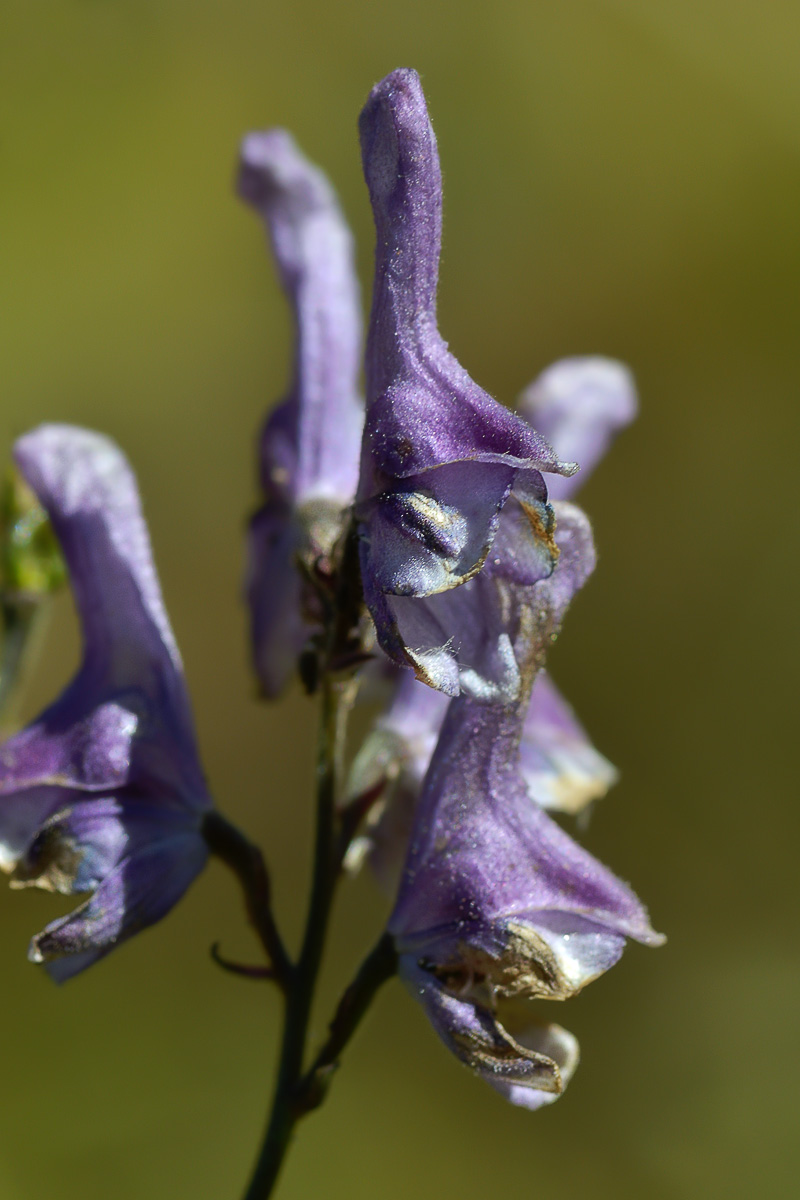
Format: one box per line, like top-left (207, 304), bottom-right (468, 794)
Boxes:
top-left (1, 1), bottom-right (797, 1197)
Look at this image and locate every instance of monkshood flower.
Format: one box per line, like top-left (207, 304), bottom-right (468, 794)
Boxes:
top-left (346, 354), bottom-right (636, 885)
top-left (388, 506), bottom-right (663, 1107)
top-left (238, 130), bottom-right (363, 696)
top-left (0, 425), bottom-right (211, 981)
top-left (355, 68), bottom-right (578, 702)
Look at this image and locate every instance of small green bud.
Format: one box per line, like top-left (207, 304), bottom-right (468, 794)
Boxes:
top-left (0, 467), bottom-right (66, 720)
top-left (0, 467), bottom-right (66, 602)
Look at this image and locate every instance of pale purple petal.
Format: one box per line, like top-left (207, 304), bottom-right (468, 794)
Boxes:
top-left (521, 672), bottom-right (617, 814)
top-left (0, 702), bottom-right (138, 796)
top-left (31, 833), bottom-right (208, 982)
top-left (367, 574), bottom-right (522, 701)
top-left (14, 427), bottom-right (190, 711)
top-left (357, 462), bottom-right (513, 597)
top-left (519, 358), bottom-right (637, 501)
top-left (5, 429), bottom-right (208, 817)
top-left (11, 796), bottom-right (201, 895)
top-left (400, 957), bottom-right (570, 1105)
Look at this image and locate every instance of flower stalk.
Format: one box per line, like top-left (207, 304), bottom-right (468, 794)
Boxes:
top-left (242, 673), bottom-right (353, 1199)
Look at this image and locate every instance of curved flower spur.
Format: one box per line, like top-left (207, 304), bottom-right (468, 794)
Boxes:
top-left (388, 505), bottom-right (664, 1108)
top-left (0, 426), bottom-right (211, 980)
top-left (238, 130), bottom-right (364, 697)
top-left (355, 69), bottom-right (578, 702)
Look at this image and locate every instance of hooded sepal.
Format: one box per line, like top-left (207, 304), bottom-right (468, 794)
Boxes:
top-left (0, 425), bottom-right (211, 977)
top-left (238, 129), bottom-right (363, 507)
top-left (356, 69), bottom-right (576, 693)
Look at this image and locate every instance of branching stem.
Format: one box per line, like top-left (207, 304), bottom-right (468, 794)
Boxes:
top-left (242, 675), bottom-right (352, 1199)
top-left (296, 932), bottom-right (397, 1114)
top-left (237, 521), bottom-right (395, 1198)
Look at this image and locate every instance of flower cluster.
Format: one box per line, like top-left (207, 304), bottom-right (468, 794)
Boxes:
top-left (0, 66), bottom-right (660, 1121)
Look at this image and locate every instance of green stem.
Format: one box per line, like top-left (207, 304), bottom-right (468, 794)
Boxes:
top-left (242, 675), bottom-right (351, 1200)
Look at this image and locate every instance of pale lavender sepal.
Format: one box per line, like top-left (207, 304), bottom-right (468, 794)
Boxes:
top-left (238, 131), bottom-right (363, 696)
top-left (520, 672), bottom-right (617, 815)
top-left (519, 358), bottom-right (637, 501)
top-left (356, 69), bottom-right (576, 696)
top-left (388, 694), bottom-right (659, 954)
top-left (32, 832), bottom-right (208, 983)
top-left (400, 958), bottom-right (577, 1106)
top-left (238, 130), bottom-right (363, 505)
top-left (0, 426), bottom-right (211, 977)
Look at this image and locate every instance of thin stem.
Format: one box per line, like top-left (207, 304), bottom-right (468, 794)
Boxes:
top-left (210, 944), bottom-right (277, 982)
top-left (243, 675), bottom-right (351, 1199)
top-left (203, 811), bottom-right (293, 991)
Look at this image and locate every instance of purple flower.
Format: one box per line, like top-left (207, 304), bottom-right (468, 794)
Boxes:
top-left (238, 130), bottom-right (363, 696)
top-left (0, 426), bottom-right (211, 980)
top-left (346, 353), bottom-right (635, 886)
top-left (346, 664), bottom-right (616, 892)
top-left (387, 507), bottom-right (663, 1107)
top-left (355, 69), bottom-right (577, 701)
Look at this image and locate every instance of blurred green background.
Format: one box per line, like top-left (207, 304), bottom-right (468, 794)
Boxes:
top-left (1, 1), bottom-right (797, 1197)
